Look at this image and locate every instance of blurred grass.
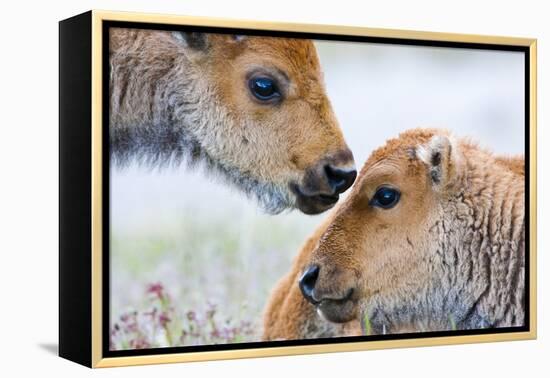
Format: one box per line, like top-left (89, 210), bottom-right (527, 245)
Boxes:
top-left (110, 205), bottom-right (319, 347)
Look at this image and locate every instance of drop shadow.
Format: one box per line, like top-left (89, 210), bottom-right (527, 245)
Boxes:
top-left (38, 343), bottom-right (59, 355)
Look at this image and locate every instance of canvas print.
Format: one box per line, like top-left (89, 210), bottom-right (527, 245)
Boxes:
top-left (107, 26), bottom-right (526, 351)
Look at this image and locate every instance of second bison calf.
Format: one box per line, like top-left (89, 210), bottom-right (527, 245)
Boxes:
top-left (264, 128), bottom-right (525, 340)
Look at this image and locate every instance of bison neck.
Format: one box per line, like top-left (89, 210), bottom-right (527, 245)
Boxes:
top-left (109, 49), bottom-right (209, 167)
top-left (110, 119), bottom-right (203, 167)
top-left (434, 156), bottom-right (526, 331)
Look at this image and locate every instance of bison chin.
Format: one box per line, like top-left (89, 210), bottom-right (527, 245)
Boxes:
top-left (187, 148), bottom-right (294, 215)
top-left (291, 184), bottom-right (340, 215)
top-left (316, 296), bottom-right (358, 324)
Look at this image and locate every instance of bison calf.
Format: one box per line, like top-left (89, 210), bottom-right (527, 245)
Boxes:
top-left (109, 29), bottom-right (356, 214)
top-left (264, 128), bottom-right (525, 339)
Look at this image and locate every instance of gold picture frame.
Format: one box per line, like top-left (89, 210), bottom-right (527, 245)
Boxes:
top-left (59, 9), bottom-right (537, 368)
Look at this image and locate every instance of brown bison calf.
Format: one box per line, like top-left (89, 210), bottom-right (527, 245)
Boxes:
top-left (264, 128), bottom-right (525, 339)
top-left (109, 29), bottom-right (356, 214)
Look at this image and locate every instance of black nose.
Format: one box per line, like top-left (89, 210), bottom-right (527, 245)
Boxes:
top-left (299, 264), bottom-right (320, 304)
top-left (324, 165), bottom-right (357, 195)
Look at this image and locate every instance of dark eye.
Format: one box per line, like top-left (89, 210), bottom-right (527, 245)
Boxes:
top-left (248, 77), bottom-right (281, 102)
top-left (370, 187), bottom-right (400, 209)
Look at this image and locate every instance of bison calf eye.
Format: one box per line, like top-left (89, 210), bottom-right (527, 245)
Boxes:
top-left (248, 77), bottom-right (281, 102)
top-left (370, 186), bottom-right (400, 209)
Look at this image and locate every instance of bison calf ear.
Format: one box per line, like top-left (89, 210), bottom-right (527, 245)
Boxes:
top-left (172, 32), bottom-right (209, 51)
top-left (417, 135), bottom-right (460, 189)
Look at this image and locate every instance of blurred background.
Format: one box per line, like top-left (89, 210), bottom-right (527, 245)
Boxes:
top-left (109, 39), bottom-right (524, 349)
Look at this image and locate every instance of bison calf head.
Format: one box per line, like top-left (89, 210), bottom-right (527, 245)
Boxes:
top-left (184, 33), bottom-right (357, 214)
top-left (110, 29), bottom-right (356, 215)
top-left (299, 129), bottom-right (480, 333)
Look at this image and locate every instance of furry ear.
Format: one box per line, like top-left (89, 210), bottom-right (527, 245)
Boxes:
top-left (172, 33), bottom-right (245, 52)
top-left (172, 32), bottom-right (209, 50)
top-left (416, 135), bottom-right (459, 189)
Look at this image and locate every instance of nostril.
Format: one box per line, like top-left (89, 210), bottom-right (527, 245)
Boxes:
top-left (324, 165), bottom-right (357, 194)
top-left (299, 264), bottom-right (320, 304)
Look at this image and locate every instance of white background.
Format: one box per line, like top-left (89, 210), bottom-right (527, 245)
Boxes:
top-left (0, 0), bottom-right (547, 376)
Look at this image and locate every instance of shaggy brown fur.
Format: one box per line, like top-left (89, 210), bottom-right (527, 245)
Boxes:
top-left (109, 28), bottom-right (354, 214)
top-left (263, 128), bottom-right (525, 340)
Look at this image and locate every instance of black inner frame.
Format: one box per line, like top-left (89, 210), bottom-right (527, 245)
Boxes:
top-left (102, 20), bottom-right (531, 358)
